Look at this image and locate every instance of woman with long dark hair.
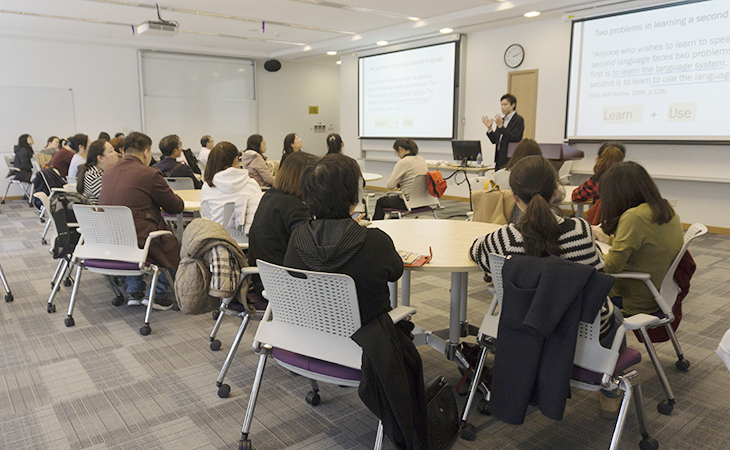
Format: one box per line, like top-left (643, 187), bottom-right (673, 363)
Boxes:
top-left (572, 143), bottom-right (625, 224)
top-left (326, 133), bottom-right (343, 154)
top-left (200, 142), bottom-right (262, 233)
top-left (492, 138), bottom-right (542, 189)
top-left (240, 134), bottom-right (274, 187)
top-left (76, 139), bottom-right (119, 204)
top-left (12, 134), bottom-right (34, 182)
top-left (248, 151), bottom-right (318, 268)
top-left (594, 161), bottom-right (683, 317)
top-left (280, 133), bottom-right (302, 167)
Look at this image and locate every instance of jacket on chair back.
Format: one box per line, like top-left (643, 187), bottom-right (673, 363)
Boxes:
top-left (489, 255), bottom-right (615, 425)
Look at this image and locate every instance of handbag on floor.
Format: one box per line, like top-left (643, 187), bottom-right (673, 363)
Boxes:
top-left (424, 376), bottom-right (459, 450)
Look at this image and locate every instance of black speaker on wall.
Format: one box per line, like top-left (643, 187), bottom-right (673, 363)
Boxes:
top-left (264, 59), bottom-right (281, 72)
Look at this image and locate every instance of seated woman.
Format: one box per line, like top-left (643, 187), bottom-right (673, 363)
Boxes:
top-left (67, 134), bottom-right (90, 179)
top-left (326, 133), bottom-right (343, 154)
top-left (240, 134), bottom-right (274, 187)
top-left (11, 134), bottom-right (34, 183)
top-left (492, 138), bottom-right (541, 189)
top-left (572, 142), bottom-right (625, 225)
top-left (594, 161), bottom-right (683, 317)
top-left (470, 155), bottom-right (611, 328)
top-left (248, 151), bottom-right (317, 268)
top-left (200, 142), bottom-right (262, 234)
top-left (280, 133), bottom-right (302, 167)
top-left (76, 139), bottom-right (119, 204)
top-left (284, 153), bottom-right (403, 325)
top-left (372, 138), bottom-right (428, 220)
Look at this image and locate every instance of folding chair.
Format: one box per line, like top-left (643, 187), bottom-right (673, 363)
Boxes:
top-left (0, 264), bottom-right (13, 302)
top-left (382, 174), bottom-right (440, 219)
top-left (51, 205), bottom-right (173, 335)
top-left (460, 254), bottom-right (658, 450)
top-left (2, 155), bottom-right (33, 204)
top-left (238, 261), bottom-right (416, 450)
top-left (35, 191), bottom-right (80, 298)
top-left (611, 222), bottom-right (708, 415)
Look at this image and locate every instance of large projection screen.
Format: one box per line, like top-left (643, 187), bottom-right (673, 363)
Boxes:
top-left (359, 41), bottom-right (458, 139)
top-left (566, 0), bottom-right (730, 142)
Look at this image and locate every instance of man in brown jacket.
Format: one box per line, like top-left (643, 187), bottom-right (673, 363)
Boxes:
top-left (99, 132), bottom-right (184, 309)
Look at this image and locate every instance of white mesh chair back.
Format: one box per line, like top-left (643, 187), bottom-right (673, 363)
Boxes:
top-left (255, 261), bottom-right (363, 369)
top-left (656, 222), bottom-right (707, 313)
top-left (72, 205), bottom-right (147, 263)
top-left (34, 192), bottom-right (58, 243)
top-left (573, 313), bottom-right (621, 377)
top-left (165, 177), bottom-right (195, 191)
top-left (4, 155), bottom-right (17, 170)
top-left (405, 174), bottom-right (440, 210)
top-left (222, 201), bottom-right (248, 245)
top-left (479, 253), bottom-right (506, 339)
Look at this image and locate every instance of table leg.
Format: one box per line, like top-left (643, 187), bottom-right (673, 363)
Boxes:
top-left (448, 272), bottom-right (463, 356)
top-left (388, 281), bottom-right (398, 309)
top-left (576, 203), bottom-right (585, 218)
top-left (176, 213), bottom-right (184, 243)
top-left (401, 271), bottom-right (411, 307)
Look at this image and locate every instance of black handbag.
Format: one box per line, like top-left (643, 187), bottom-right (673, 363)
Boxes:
top-left (424, 376), bottom-right (459, 450)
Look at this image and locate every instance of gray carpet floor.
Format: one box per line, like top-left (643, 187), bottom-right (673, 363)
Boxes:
top-left (0, 194), bottom-right (729, 450)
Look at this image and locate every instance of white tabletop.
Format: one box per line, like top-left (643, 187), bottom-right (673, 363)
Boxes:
top-left (175, 189), bottom-right (201, 212)
top-left (371, 219), bottom-right (502, 272)
top-left (362, 172), bottom-right (382, 182)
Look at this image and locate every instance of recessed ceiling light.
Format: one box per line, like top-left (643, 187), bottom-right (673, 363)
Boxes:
top-left (376, 41), bottom-right (388, 46)
top-left (336, 60), bottom-right (342, 65)
top-left (327, 51), bottom-right (337, 55)
top-left (439, 28), bottom-right (453, 34)
top-left (524, 11), bottom-right (540, 18)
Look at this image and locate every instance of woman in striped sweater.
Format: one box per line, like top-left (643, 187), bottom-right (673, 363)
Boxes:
top-left (469, 155), bottom-right (615, 341)
top-left (76, 139), bottom-right (119, 204)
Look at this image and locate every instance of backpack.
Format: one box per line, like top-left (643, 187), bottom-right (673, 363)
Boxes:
top-left (49, 192), bottom-right (88, 259)
top-left (427, 171), bottom-right (447, 198)
top-left (31, 168), bottom-right (65, 209)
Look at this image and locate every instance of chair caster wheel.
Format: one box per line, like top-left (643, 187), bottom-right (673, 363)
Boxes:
top-left (47, 303), bottom-right (56, 313)
top-left (63, 278), bottom-right (72, 287)
top-left (460, 422), bottom-right (476, 441)
top-left (675, 359), bottom-right (690, 371)
top-left (210, 340), bottom-right (221, 351)
top-left (172, 303), bottom-right (180, 311)
top-left (657, 400), bottom-right (673, 415)
top-left (111, 296), bottom-right (124, 307)
top-left (306, 391), bottom-right (321, 406)
top-left (40, 218), bottom-right (45, 223)
top-left (477, 399), bottom-right (491, 415)
top-left (639, 436), bottom-right (659, 450)
top-left (212, 310), bottom-right (220, 320)
top-left (140, 325), bottom-right (151, 336)
top-left (64, 317), bottom-right (75, 327)
top-left (239, 439), bottom-right (252, 450)
top-left (5, 293), bottom-right (13, 302)
top-left (218, 384), bottom-right (230, 398)
top-left (0, 200), bottom-right (4, 204)
top-left (41, 239), bottom-right (47, 245)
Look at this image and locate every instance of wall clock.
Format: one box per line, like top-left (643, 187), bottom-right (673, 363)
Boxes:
top-left (504, 44), bottom-right (525, 68)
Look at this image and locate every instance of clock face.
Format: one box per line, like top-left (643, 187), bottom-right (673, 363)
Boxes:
top-left (504, 44), bottom-right (524, 68)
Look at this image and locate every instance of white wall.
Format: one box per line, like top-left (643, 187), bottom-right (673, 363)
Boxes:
top-left (342, 18), bottom-right (730, 229)
top-left (0, 35), bottom-right (340, 196)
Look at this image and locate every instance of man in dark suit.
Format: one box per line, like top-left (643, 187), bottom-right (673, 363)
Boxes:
top-left (99, 132), bottom-right (184, 309)
top-left (482, 93), bottom-right (525, 170)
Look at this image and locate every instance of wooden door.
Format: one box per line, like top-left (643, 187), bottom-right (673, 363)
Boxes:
top-left (508, 69), bottom-right (538, 140)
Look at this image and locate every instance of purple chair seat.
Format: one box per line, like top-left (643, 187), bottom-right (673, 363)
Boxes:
top-left (272, 348), bottom-right (361, 382)
top-left (83, 259), bottom-right (149, 271)
top-left (382, 206), bottom-right (434, 214)
top-left (571, 347), bottom-right (642, 384)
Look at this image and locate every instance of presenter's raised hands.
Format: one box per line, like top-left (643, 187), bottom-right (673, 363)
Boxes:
top-left (481, 115), bottom-right (494, 131)
top-left (494, 114), bottom-right (504, 128)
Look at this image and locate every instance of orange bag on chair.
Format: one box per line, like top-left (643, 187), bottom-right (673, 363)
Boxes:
top-left (427, 171), bottom-right (447, 198)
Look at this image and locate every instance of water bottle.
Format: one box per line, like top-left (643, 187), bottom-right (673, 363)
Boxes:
top-left (476, 152), bottom-right (482, 168)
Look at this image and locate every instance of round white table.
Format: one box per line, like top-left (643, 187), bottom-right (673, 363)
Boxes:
top-left (371, 219), bottom-right (501, 361)
top-left (173, 189), bottom-right (200, 241)
top-left (362, 172), bottom-right (382, 182)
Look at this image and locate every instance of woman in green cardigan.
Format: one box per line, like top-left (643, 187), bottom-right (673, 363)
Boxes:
top-left (593, 161), bottom-right (684, 317)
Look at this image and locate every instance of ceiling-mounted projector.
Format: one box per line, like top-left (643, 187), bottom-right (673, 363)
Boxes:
top-left (137, 21), bottom-right (178, 36)
top-left (136, 3), bottom-right (179, 37)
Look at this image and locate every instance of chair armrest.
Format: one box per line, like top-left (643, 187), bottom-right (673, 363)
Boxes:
top-left (142, 230), bottom-right (173, 254)
top-left (385, 190), bottom-right (403, 197)
top-left (623, 313), bottom-right (662, 331)
top-left (388, 305), bottom-right (417, 323)
top-left (241, 266), bottom-right (259, 277)
top-left (610, 271), bottom-right (651, 280)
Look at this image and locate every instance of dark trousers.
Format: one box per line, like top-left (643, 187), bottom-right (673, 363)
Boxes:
top-left (373, 195), bottom-right (407, 220)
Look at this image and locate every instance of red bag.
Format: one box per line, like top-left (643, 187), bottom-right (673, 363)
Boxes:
top-left (427, 171), bottom-right (447, 198)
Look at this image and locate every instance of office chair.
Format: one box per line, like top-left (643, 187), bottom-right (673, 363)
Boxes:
top-left (382, 174), bottom-right (440, 219)
top-left (2, 155), bottom-right (33, 205)
top-left (611, 222), bottom-right (707, 415)
top-left (0, 265), bottom-right (13, 302)
top-left (238, 261), bottom-right (416, 450)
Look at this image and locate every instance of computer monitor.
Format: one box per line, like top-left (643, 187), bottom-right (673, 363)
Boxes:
top-left (451, 140), bottom-right (481, 167)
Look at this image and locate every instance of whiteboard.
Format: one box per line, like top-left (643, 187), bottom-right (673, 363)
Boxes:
top-left (139, 51), bottom-right (257, 152)
top-left (0, 86), bottom-right (76, 155)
